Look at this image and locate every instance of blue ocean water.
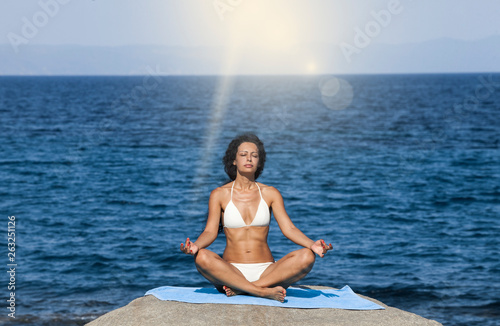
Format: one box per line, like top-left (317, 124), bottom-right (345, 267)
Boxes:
top-left (0, 74), bottom-right (499, 325)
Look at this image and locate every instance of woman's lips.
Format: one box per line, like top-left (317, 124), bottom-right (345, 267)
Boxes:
top-left (244, 164), bottom-right (253, 167)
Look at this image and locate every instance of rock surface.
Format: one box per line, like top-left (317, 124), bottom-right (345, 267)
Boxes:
top-left (86, 286), bottom-right (442, 326)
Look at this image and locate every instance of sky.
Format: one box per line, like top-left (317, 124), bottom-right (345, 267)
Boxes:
top-left (1, 0), bottom-right (499, 46)
top-left (1, 0), bottom-right (500, 75)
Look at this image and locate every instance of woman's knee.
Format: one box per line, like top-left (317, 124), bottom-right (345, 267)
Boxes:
top-left (298, 248), bottom-right (316, 267)
top-left (194, 248), bottom-right (212, 268)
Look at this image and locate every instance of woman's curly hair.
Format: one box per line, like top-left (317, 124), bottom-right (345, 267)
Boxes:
top-left (222, 133), bottom-right (266, 180)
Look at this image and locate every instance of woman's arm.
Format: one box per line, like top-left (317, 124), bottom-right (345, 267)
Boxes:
top-left (268, 186), bottom-right (333, 257)
top-left (180, 188), bottom-right (222, 255)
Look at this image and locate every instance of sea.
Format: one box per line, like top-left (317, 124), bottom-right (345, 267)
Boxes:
top-left (0, 74), bottom-right (499, 326)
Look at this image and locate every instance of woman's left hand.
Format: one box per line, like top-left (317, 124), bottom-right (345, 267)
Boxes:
top-left (310, 239), bottom-right (333, 258)
top-left (180, 237), bottom-right (199, 256)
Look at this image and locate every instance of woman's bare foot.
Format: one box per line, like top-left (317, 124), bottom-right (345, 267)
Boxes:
top-left (261, 286), bottom-right (286, 302)
top-left (223, 285), bottom-right (244, 297)
top-left (223, 285), bottom-right (286, 302)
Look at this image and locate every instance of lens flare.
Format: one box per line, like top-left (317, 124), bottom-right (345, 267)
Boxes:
top-left (319, 77), bottom-right (354, 110)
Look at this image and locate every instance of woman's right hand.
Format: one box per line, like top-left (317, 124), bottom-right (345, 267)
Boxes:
top-left (180, 237), bottom-right (199, 256)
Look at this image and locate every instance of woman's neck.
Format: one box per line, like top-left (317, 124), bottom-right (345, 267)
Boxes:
top-left (234, 174), bottom-right (256, 189)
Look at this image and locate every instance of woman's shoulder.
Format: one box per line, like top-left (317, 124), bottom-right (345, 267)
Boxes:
top-left (256, 182), bottom-right (283, 207)
top-left (208, 184), bottom-right (232, 207)
top-left (256, 182), bottom-right (280, 196)
top-left (210, 182), bottom-right (233, 196)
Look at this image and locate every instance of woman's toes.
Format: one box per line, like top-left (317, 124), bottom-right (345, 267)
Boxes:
top-left (223, 285), bottom-right (236, 297)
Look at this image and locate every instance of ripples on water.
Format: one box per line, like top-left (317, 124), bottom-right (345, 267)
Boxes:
top-left (0, 74), bottom-right (499, 325)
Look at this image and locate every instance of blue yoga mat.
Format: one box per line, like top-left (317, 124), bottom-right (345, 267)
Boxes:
top-left (145, 285), bottom-right (384, 310)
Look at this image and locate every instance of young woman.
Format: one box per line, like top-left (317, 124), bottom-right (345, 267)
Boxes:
top-left (180, 134), bottom-right (333, 302)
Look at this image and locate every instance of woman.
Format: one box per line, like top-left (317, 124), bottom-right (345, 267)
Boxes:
top-left (180, 133), bottom-right (333, 302)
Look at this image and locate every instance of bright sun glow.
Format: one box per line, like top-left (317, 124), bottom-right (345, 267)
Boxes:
top-left (193, 1), bottom-right (321, 188)
top-left (306, 61), bottom-right (318, 74)
top-left (226, 1), bottom-right (300, 52)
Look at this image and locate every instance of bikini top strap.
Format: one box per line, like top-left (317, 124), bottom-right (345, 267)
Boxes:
top-left (232, 182), bottom-right (262, 199)
top-left (255, 182), bottom-right (263, 199)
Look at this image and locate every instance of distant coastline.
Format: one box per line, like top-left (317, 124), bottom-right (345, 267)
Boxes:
top-left (1, 36), bottom-right (500, 75)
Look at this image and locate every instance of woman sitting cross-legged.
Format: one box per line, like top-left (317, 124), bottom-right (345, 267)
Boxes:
top-left (180, 133), bottom-right (333, 302)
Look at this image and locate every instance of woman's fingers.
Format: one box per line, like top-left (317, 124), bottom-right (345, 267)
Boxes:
top-left (314, 239), bottom-right (333, 257)
top-left (180, 238), bottom-right (196, 255)
top-left (318, 240), bottom-right (327, 254)
top-left (180, 238), bottom-right (190, 254)
top-left (187, 238), bottom-right (195, 251)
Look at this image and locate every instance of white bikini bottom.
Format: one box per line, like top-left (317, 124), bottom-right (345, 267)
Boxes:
top-left (230, 262), bottom-right (274, 282)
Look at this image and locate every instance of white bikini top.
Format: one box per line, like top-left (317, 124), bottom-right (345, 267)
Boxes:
top-left (223, 182), bottom-right (271, 229)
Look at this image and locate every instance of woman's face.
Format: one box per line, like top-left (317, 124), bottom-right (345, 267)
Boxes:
top-left (233, 142), bottom-right (260, 174)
